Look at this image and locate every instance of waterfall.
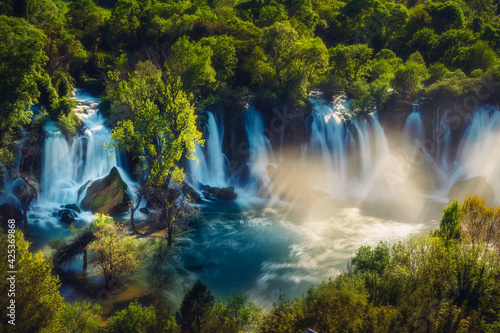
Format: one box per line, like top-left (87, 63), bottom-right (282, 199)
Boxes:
top-left (402, 102), bottom-right (425, 156)
top-left (433, 107), bottom-right (452, 173)
top-left (455, 105), bottom-right (500, 189)
top-left (244, 104), bottom-right (274, 187)
top-left (306, 98), bottom-right (395, 198)
top-left (39, 90), bottom-right (127, 205)
top-left (27, 89), bottom-right (134, 226)
top-left (308, 98), bottom-right (351, 191)
top-left (189, 111), bottom-right (228, 187)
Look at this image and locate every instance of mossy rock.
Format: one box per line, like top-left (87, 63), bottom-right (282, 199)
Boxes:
top-left (81, 167), bottom-right (130, 215)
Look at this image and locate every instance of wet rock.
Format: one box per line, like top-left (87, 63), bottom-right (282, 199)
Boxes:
top-left (182, 182), bottom-right (202, 203)
top-left (448, 176), bottom-right (495, 205)
top-left (58, 209), bottom-right (77, 223)
top-left (77, 180), bottom-right (92, 198)
top-left (200, 184), bottom-right (237, 200)
top-left (0, 203), bottom-right (23, 222)
top-left (29, 214), bottom-right (35, 218)
top-left (81, 167), bottom-right (130, 215)
top-left (63, 203), bottom-right (81, 213)
top-left (203, 191), bottom-right (212, 199)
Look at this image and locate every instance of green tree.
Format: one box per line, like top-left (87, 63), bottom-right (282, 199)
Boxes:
top-left (0, 16), bottom-right (47, 167)
top-left (212, 294), bottom-right (262, 332)
top-left (426, 1), bottom-right (465, 33)
top-left (330, 44), bottom-right (373, 87)
top-left (109, 61), bottom-right (203, 247)
top-left (393, 59), bottom-right (428, 98)
top-left (176, 281), bottom-right (215, 333)
top-left (452, 41), bottom-right (498, 75)
top-left (168, 36), bottom-right (216, 97)
top-left (87, 215), bottom-right (142, 290)
top-left (108, 300), bottom-right (156, 333)
top-left (66, 0), bottom-right (105, 49)
top-left (0, 229), bottom-right (65, 332)
top-left (60, 300), bottom-right (102, 333)
top-left (434, 199), bottom-right (462, 245)
top-left (261, 21), bottom-right (299, 87)
top-left (351, 241), bottom-right (391, 275)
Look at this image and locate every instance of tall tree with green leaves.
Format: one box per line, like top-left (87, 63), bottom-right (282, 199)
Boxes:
top-left (87, 214), bottom-right (142, 290)
top-left (109, 61), bottom-right (203, 247)
top-left (0, 16), bottom-right (47, 168)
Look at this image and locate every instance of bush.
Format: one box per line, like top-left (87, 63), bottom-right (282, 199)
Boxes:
top-left (108, 300), bottom-right (156, 333)
top-left (57, 111), bottom-right (81, 137)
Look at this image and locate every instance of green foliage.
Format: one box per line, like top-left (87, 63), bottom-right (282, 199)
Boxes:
top-left (169, 36), bottom-right (216, 96)
top-left (452, 41), bottom-right (498, 75)
top-left (351, 241), bottom-right (390, 275)
top-left (393, 59), bottom-right (429, 98)
top-left (176, 280), bottom-right (215, 333)
top-left (87, 217), bottom-right (143, 290)
top-left (434, 200), bottom-right (462, 245)
top-left (212, 294), bottom-right (263, 332)
top-left (0, 229), bottom-right (65, 332)
top-left (57, 110), bottom-right (80, 137)
top-left (109, 61), bottom-right (203, 187)
top-left (0, 15), bottom-right (47, 166)
top-left (60, 300), bottom-right (102, 333)
top-left (108, 300), bottom-right (156, 333)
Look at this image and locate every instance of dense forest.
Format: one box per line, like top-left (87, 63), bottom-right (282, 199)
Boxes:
top-left (2, 0), bottom-right (500, 331)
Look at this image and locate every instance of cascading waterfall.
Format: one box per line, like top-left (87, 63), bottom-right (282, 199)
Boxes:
top-left (433, 107), bottom-right (452, 173)
top-left (308, 98), bottom-right (352, 192)
top-left (402, 102), bottom-right (425, 156)
top-left (244, 104), bottom-right (274, 187)
top-left (399, 103), bottom-right (500, 203)
top-left (455, 105), bottom-right (500, 192)
top-left (34, 89), bottom-right (134, 223)
top-left (306, 98), bottom-right (395, 198)
top-left (189, 112), bottom-right (228, 187)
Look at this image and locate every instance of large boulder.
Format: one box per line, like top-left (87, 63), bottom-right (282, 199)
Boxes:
top-left (81, 167), bottom-right (130, 215)
top-left (200, 184), bottom-right (238, 200)
top-left (181, 182), bottom-right (202, 203)
top-left (448, 176), bottom-right (495, 205)
top-left (58, 209), bottom-right (77, 223)
top-left (63, 203), bottom-right (81, 213)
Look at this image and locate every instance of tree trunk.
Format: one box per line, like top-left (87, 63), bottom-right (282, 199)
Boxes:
top-left (105, 275), bottom-right (111, 291)
top-left (167, 222), bottom-right (173, 249)
top-left (130, 208), bottom-right (137, 234)
top-left (83, 249), bottom-right (87, 270)
top-left (162, 200), bottom-right (173, 248)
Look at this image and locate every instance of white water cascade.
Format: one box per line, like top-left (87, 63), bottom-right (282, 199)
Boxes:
top-left (399, 102), bottom-right (500, 203)
top-left (189, 112), bottom-right (228, 187)
top-left (33, 90), bottom-right (133, 223)
top-left (455, 105), bottom-right (500, 195)
top-left (244, 104), bottom-right (275, 188)
top-left (306, 98), bottom-right (396, 198)
top-left (402, 103), bottom-right (425, 156)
